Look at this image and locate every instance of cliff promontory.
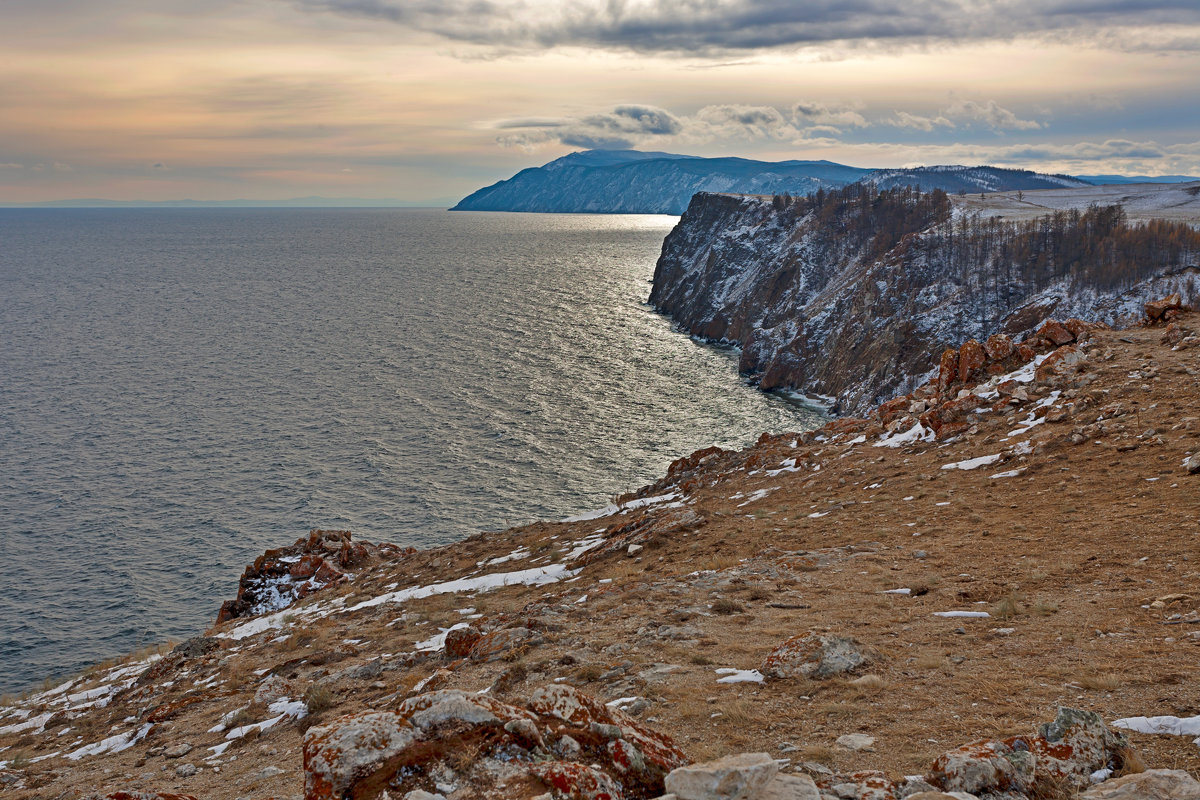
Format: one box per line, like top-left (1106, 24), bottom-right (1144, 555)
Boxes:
top-left (2, 303), bottom-right (1198, 799)
top-left (650, 184), bottom-right (1200, 413)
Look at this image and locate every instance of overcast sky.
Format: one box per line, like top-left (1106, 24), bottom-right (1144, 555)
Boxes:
top-left (2, 0), bottom-right (1199, 202)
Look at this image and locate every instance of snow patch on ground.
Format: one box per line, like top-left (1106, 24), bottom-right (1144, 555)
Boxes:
top-left (561, 492), bottom-right (681, 523)
top-left (875, 422), bottom-right (935, 448)
top-left (715, 668), bottom-right (764, 684)
top-left (942, 453), bottom-right (1002, 471)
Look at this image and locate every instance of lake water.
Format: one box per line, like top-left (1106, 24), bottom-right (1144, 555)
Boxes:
top-left (0, 208), bottom-right (821, 693)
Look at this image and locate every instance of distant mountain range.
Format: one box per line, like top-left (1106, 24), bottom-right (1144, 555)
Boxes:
top-left (0, 197), bottom-right (440, 209)
top-left (453, 150), bottom-right (1200, 214)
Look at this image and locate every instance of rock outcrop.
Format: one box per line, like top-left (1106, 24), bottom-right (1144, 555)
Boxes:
top-left (650, 188), bottom-right (1200, 414)
top-left (217, 529), bottom-right (412, 623)
top-left (303, 685), bottom-right (688, 800)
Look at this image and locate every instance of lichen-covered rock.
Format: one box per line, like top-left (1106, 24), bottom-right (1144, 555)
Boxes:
top-left (1029, 706), bottom-right (1129, 788)
top-left (443, 625), bottom-right (482, 658)
top-left (761, 633), bottom-right (866, 680)
top-left (664, 752), bottom-right (778, 800)
top-left (927, 708), bottom-right (1130, 798)
top-left (532, 761), bottom-right (625, 800)
top-left (302, 685), bottom-right (686, 800)
top-left (303, 710), bottom-right (419, 800)
top-left (102, 793), bottom-right (200, 800)
top-left (927, 740), bottom-right (1034, 795)
top-left (1080, 768), bottom-right (1200, 799)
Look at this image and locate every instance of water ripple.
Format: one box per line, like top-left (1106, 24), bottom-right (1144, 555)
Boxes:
top-left (0, 208), bottom-right (821, 693)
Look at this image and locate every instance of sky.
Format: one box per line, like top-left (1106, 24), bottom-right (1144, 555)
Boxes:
top-left (1, 0), bottom-right (1199, 203)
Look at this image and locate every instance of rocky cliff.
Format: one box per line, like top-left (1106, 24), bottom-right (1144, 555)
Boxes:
top-left (650, 186), bottom-right (1200, 413)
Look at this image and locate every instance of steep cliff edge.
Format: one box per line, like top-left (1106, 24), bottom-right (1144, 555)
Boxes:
top-left (650, 186), bottom-right (1200, 413)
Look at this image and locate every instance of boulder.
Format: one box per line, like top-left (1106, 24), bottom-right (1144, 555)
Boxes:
top-left (443, 625), bottom-right (482, 658)
top-left (1080, 769), bottom-right (1200, 799)
top-left (957, 340), bottom-right (986, 384)
top-left (664, 752), bottom-right (778, 800)
top-left (759, 773), bottom-right (820, 800)
top-left (1037, 319), bottom-right (1076, 347)
top-left (983, 333), bottom-right (1015, 361)
top-left (927, 740), bottom-right (1034, 796)
top-left (905, 794), bottom-right (981, 800)
top-left (1145, 293), bottom-right (1184, 321)
top-left (927, 708), bottom-right (1130, 797)
top-left (762, 633), bottom-right (866, 680)
top-left (103, 794), bottom-right (200, 800)
top-left (1186, 453), bottom-right (1200, 474)
top-left (937, 348), bottom-right (959, 394)
top-left (304, 711), bottom-right (419, 800)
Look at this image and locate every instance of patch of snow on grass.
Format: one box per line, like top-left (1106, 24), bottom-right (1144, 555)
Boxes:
top-left (715, 668), bottom-right (764, 684)
top-left (561, 492), bottom-right (680, 523)
top-left (415, 622), bottom-right (471, 653)
top-left (480, 547), bottom-right (530, 567)
top-left (737, 487), bottom-right (778, 507)
top-left (1112, 715), bottom-right (1200, 738)
top-left (875, 422), bottom-right (935, 448)
top-left (942, 453), bottom-right (1002, 471)
top-left (345, 564), bottom-right (581, 613)
top-left (933, 611), bottom-right (992, 618)
top-left (991, 468), bottom-right (1025, 479)
top-left (65, 723), bottom-right (153, 760)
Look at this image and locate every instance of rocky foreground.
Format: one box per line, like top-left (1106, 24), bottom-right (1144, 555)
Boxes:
top-left (2, 299), bottom-right (1200, 800)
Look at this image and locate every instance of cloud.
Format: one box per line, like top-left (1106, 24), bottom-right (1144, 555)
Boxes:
top-left (0, 163), bottom-right (23, 169)
top-left (890, 100), bottom-right (1039, 132)
top-left (791, 101), bottom-right (868, 131)
top-left (289, 0), bottom-right (1200, 55)
top-left (496, 104), bottom-right (684, 149)
top-left (890, 111), bottom-right (955, 131)
top-left (495, 102), bottom-right (813, 149)
top-left (945, 100), bottom-right (1041, 130)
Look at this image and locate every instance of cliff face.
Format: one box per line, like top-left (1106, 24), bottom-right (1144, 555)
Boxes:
top-left (650, 189), bottom-right (1200, 413)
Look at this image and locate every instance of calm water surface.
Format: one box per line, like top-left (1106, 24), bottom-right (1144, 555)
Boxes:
top-left (0, 208), bottom-right (821, 693)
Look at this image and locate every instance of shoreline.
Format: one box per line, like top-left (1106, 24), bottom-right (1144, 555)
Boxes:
top-left (3, 301), bottom-right (1198, 798)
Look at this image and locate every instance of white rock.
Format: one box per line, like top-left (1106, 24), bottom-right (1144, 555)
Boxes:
top-left (665, 752), bottom-right (779, 800)
top-left (759, 772), bottom-right (821, 800)
top-left (835, 733), bottom-right (875, 751)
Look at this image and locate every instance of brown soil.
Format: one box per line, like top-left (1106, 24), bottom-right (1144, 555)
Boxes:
top-left (2, 313), bottom-right (1199, 799)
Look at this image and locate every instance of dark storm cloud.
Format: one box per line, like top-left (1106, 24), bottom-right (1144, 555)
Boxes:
top-left (290, 0), bottom-right (1200, 54)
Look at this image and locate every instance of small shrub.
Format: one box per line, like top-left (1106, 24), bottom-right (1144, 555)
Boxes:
top-left (1078, 673), bottom-right (1121, 692)
top-left (574, 665), bottom-right (603, 682)
top-left (851, 674), bottom-right (886, 693)
top-left (690, 654), bottom-right (714, 666)
top-left (991, 593), bottom-right (1025, 620)
top-left (711, 598), bottom-right (745, 615)
top-left (304, 684), bottom-right (336, 715)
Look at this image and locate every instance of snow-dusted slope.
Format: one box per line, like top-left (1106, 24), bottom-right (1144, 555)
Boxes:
top-left (650, 190), bottom-right (1200, 414)
top-left (954, 181), bottom-right (1200, 224)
